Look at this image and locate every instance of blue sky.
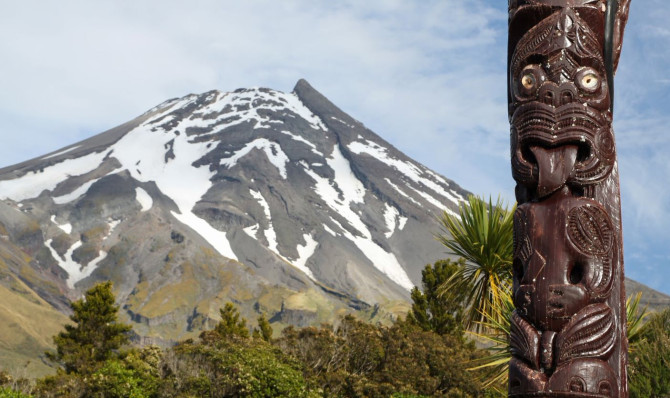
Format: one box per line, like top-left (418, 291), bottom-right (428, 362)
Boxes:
top-left (1, 1), bottom-right (668, 294)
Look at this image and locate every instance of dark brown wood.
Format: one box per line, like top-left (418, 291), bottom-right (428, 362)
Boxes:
top-left (507, 1), bottom-right (631, 396)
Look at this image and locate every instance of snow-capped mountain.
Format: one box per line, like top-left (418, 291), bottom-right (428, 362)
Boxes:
top-left (0, 79), bottom-right (469, 341)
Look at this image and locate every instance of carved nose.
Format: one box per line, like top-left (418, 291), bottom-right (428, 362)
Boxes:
top-left (539, 85), bottom-right (578, 107)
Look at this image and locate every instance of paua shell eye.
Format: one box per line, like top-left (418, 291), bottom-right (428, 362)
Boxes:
top-left (581, 74), bottom-right (598, 89)
top-left (516, 65), bottom-right (545, 97)
top-left (576, 67), bottom-right (601, 93)
top-left (521, 73), bottom-right (536, 90)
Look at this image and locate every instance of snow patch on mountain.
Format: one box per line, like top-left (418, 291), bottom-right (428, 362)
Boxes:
top-left (330, 116), bottom-right (355, 128)
top-left (398, 216), bottom-right (408, 230)
top-left (50, 215), bottom-right (72, 234)
top-left (292, 234), bottom-right (316, 278)
top-left (135, 187), bottom-right (153, 212)
top-left (43, 145), bottom-right (81, 160)
top-left (45, 239), bottom-right (102, 288)
top-left (327, 145), bottom-right (366, 206)
top-left (340, 227), bottom-right (413, 290)
top-left (142, 97), bottom-right (182, 116)
top-left (384, 178), bottom-right (422, 206)
top-left (112, 117), bottom-right (237, 260)
top-left (248, 188), bottom-right (317, 280)
top-left (53, 177), bottom-right (106, 205)
top-left (383, 204), bottom-right (400, 238)
top-left (0, 150), bottom-right (110, 201)
top-left (45, 239), bottom-right (82, 288)
top-left (243, 224), bottom-right (259, 238)
top-left (221, 139), bottom-right (289, 179)
top-left (409, 186), bottom-right (459, 217)
top-left (349, 139), bottom-right (463, 206)
top-left (303, 145), bottom-right (413, 290)
top-left (175, 212), bottom-right (237, 260)
top-left (303, 147), bottom-right (367, 236)
top-left (178, 88), bottom-right (326, 134)
top-left (279, 130), bottom-right (322, 155)
top-left (108, 218), bottom-right (121, 232)
top-left (250, 189), bottom-right (279, 254)
top-left (323, 224), bottom-right (337, 237)
top-left (46, 217), bottom-right (121, 287)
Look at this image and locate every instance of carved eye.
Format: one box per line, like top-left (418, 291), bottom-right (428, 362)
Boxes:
top-left (516, 65), bottom-right (545, 97)
top-left (521, 73), bottom-right (536, 90)
top-left (599, 381), bottom-right (612, 395)
top-left (582, 74), bottom-right (598, 89)
top-left (576, 68), bottom-right (601, 93)
top-left (569, 377), bottom-right (586, 392)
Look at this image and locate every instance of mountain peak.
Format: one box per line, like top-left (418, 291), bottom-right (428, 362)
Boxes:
top-left (293, 78), bottom-right (313, 92)
top-left (0, 80), bottom-right (473, 341)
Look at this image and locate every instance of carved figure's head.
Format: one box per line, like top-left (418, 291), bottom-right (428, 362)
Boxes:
top-left (513, 190), bottom-right (615, 331)
top-left (508, 0), bottom-right (630, 200)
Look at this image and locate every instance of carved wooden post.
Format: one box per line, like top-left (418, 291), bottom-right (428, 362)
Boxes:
top-left (507, 1), bottom-right (631, 397)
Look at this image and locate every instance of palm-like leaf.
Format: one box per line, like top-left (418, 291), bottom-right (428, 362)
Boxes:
top-left (436, 195), bottom-right (515, 331)
top-left (627, 292), bottom-right (651, 352)
top-left (468, 286), bottom-right (515, 393)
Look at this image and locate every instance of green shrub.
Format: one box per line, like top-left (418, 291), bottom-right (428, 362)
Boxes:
top-left (161, 339), bottom-right (316, 397)
top-left (0, 387), bottom-right (32, 398)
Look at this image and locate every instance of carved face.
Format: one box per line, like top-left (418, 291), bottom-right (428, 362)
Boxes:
top-left (509, 6), bottom-right (617, 198)
top-left (513, 190), bottom-right (614, 331)
top-left (547, 358), bottom-right (619, 397)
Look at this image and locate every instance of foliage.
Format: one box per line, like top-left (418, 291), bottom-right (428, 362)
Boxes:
top-left (160, 338), bottom-right (315, 398)
top-left (277, 312), bottom-right (483, 397)
top-left (0, 387), bottom-right (32, 398)
top-left (25, 289), bottom-right (502, 397)
top-left (407, 259), bottom-right (466, 336)
top-left (379, 320), bottom-right (482, 397)
top-left (46, 282), bottom-right (131, 374)
top-left (253, 313), bottom-right (273, 342)
top-left (0, 371), bottom-right (31, 398)
top-left (32, 373), bottom-right (85, 398)
top-left (35, 349), bottom-right (161, 398)
top-left (436, 195), bottom-right (515, 331)
top-left (627, 292), bottom-right (651, 352)
top-left (629, 308), bottom-right (670, 398)
top-left (466, 288), bottom-right (515, 395)
top-left (87, 347), bottom-right (161, 398)
top-left (211, 302), bottom-right (249, 340)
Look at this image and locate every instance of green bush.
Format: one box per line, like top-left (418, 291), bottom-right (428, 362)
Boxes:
top-left (0, 387), bottom-right (32, 398)
top-left (161, 339), bottom-right (316, 397)
top-left (629, 309), bottom-right (670, 398)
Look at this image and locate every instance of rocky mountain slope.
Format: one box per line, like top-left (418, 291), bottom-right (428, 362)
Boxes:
top-left (0, 80), bottom-right (470, 344)
top-left (0, 79), bottom-right (667, 369)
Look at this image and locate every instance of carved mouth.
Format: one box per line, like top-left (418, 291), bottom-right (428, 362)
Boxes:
top-left (512, 102), bottom-right (604, 150)
top-left (511, 102), bottom-right (613, 190)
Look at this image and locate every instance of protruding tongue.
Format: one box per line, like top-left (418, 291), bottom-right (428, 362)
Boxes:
top-left (530, 145), bottom-right (578, 198)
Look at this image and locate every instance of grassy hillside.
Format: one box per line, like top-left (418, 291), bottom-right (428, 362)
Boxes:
top-left (626, 278), bottom-right (670, 312)
top-left (0, 274), bottom-right (69, 378)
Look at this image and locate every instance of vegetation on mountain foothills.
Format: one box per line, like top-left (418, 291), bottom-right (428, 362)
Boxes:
top-left (45, 281), bottom-right (132, 374)
top-left (0, 280), bottom-right (495, 397)
top-left (406, 258), bottom-right (467, 336)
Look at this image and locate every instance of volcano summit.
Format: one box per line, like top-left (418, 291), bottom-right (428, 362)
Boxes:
top-left (0, 80), bottom-right (469, 342)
